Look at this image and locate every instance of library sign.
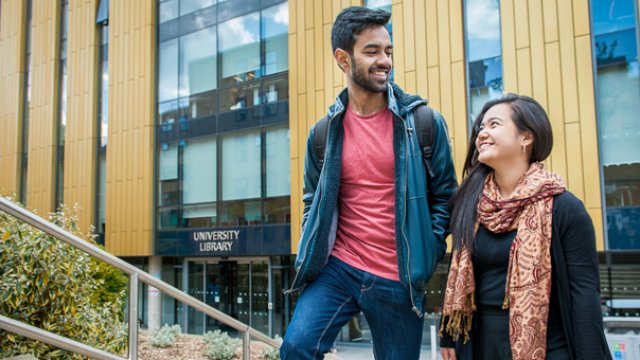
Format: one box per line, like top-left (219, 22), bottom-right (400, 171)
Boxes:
top-left (191, 229), bottom-right (240, 253)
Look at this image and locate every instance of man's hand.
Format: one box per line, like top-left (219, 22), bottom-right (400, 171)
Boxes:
top-left (440, 347), bottom-right (456, 360)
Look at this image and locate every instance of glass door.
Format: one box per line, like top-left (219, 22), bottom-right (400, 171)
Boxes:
top-left (187, 262), bottom-right (205, 334)
top-left (251, 261), bottom-right (269, 334)
top-left (185, 258), bottom-right (272, 335)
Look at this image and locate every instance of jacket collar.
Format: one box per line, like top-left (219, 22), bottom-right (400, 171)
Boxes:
top-left (326, 82), bottom-right (427, 119)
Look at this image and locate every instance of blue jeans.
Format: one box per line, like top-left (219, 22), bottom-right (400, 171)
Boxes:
top-left (281, 257), bottom-right (424, 360)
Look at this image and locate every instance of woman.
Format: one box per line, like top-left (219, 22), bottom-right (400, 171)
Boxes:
top-left (439, 94), bottom-right (611, 360)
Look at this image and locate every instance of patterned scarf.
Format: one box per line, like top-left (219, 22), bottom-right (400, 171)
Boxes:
top-left (440, 162), bottom-right (565, 359)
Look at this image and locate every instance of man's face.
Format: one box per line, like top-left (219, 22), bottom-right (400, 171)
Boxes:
top-left (347, 26), bottom-right (393, 94)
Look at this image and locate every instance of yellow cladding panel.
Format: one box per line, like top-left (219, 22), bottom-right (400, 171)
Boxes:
top-left (587, 207), bottom-right (605, 251)
top-left (64, 0), bottom-right (100, 234)
top-left (0, 0), bottom-right (26, 197)
top-left (27, 0), bottom-right (60, 214)
top-left (500, 0), bottom-right (604, 242)
top-left (500, 0), bottom-right (517, 93)
top-left (105, 1), bottom-right (155, 256)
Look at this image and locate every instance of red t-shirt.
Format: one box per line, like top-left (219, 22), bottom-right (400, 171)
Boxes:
top-left (331, 106), bottom-right (399, 281)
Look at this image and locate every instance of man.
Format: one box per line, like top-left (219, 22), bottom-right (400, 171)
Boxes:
top-left (281, 6), bottom-right (458, 360)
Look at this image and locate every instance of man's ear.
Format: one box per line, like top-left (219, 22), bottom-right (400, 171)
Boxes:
top-left (334, 48), bottom-right (350, 73)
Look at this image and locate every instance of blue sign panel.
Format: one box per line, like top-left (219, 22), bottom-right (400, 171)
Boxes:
top-left (156, 224), bottom-right (290, 257)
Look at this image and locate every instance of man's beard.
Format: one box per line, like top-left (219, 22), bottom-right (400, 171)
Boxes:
top-left (350, 55), bottom-right (389, 93)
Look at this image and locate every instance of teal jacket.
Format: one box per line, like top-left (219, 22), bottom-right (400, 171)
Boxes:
top-left (289, 83), bottom-right (458, 316)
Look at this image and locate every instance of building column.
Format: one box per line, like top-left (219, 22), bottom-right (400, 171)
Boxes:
top-left (148, 256), bottom-right (162, 331)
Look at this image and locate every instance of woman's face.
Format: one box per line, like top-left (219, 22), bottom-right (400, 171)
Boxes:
top-left (475, 103), bottom-right (530, 169)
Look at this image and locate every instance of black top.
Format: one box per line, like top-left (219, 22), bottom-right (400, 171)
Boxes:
top-left (472, 225), bottom-right (567, 351)
top-left (440, 192), bottom-right (612, 360)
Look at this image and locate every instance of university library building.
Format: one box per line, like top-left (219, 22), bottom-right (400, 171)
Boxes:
top-left (0, 0), bottom-right (638, 349)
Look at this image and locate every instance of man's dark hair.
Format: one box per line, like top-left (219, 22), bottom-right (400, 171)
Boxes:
top-left (331, 6), bottom-right (391, 54)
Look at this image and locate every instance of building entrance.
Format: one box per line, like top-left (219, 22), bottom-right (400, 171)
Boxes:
top-left (185, 258), bottom-right (270, 335)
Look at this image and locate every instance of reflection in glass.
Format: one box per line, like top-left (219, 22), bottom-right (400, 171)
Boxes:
top-left (263, 197), bottom-right (290, 224)
top-left (186, 90), bottom-right (217, 120)
top-left (159, 206), bottom-right (179, 229)
top-left (263, 73), bottom-right (288, 104)
top-left (179, 26), bottom-right (217, 97)
top-left (251, 262), bottom-right (269, 334)
top-left (591, 0), bottom-right (640, 250)
top-left (265, 126), bottom-right (290, 197)
top-left (464, 0), bottom-right (503, 123)
top-left (183, 203), bottom-right (217, 227)
top-left (187, 262), bottom-right (205, 333)
top-left (158, 100), bottom-right (180, 125)
top-left (159, 0), bottom-right (178, 23)
top-left (219, 12), bottom-right (261, 87)
top-left (159, 39), bottom-right (179, 102)
top-left (219, 200), bottom-right (262, 226)
top-left (180, 0), bottom-right (216, 16)
top-left (219, 81), bottom-right (261, 111)
top-left (221, 129), bottom-right (261, 200)
top-left (262, 3), bottom-right (288, 75)
top-left (183, 135), bottom-right (217, 204)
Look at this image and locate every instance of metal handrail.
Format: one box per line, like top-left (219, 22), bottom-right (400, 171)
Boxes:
top-left (0, 197), bottom-right (281, 359)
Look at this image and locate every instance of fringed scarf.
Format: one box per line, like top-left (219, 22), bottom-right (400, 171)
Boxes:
top-left (440, 162), bottom-right (566, 360)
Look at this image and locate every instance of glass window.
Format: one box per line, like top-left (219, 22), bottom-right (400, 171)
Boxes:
top-left (263, 73), bottom-right (288, 104)
top-left (263, 196), bottom-right (289, 224)
top-left (219, 12), bottom-right (261, 87)
top-left (159, 39), bottom-right (179, 102)
top-left (219, 200), bottom-right (262, 226)
top-left (159, 207), bottom-right (180, 229)
top-left (183, 135), bottom-right (216, 204)
top-left (180, 0), bottom-right (216, 16)
top-left (183, 203), bottom-right (216, 227)
top-left (159, 142), bottom-right (178, 181)
top-left (221, 129), bottom-right (261, 200)
top-left (464, 0), bottom-right (503, 123)
top-left (98, 153), bottom-right (107, 233)
top-left (158, 143), bottom-right (180, 221)
top-left (179, 26), bottom-right (217, 97)
top-left (159, 0), bottom-right (179, 23)
top-left (187, 90), bottom-right (217, 120)
top-left (262, 3), bottom-right (288, 75)
top-left (96, 23), bottom-right (108, 241)
top-left (591, 0), bottom-right (640, 250)
top-left (219, 81), bottom-right (261, 111)
top-left (99, 28), bottom-right (109, 147)
top-left (265, 126), bottom-right (290, 197)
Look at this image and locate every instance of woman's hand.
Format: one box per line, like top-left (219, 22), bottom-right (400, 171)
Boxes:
top-left (440, 346), bottom-right (457, 360)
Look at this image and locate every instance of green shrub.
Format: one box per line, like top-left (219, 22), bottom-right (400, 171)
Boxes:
top-left (204, 330), bottom-right (241, 360)
top-left (149, 324), bottom-right (182, 347)
top-left (90, 250), bottom-right (128, 321)
top-left (0, 201), bottom-right (128, 359)
top-left (262, 335), bottom-right (282, 360)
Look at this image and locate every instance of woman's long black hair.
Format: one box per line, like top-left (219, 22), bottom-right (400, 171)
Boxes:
top-left (449, 93), bottom-right (554, 250)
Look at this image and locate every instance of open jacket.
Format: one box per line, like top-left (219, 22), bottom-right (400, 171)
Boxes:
top-left (287, 83), bottom-right (458, 316)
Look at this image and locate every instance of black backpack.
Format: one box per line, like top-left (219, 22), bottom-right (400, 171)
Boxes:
top-left (313, 104), bottom-right (436, 179)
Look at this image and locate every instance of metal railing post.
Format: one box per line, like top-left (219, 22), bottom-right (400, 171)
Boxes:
top-left (242, 330), bottom-right (251, 360)
top-left (128, 273), bottom-right (139, 360)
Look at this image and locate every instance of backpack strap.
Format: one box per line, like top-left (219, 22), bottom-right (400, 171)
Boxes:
top-left (313, 115), bottom-right (330, 168)
top-left (313, 106), bottom-right (434, 177)
top-left (413, 105), bottom-right (435, 180)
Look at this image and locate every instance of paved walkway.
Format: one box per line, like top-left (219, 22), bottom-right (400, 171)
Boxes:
top-left (330, 342), bottom-right (442, 360)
